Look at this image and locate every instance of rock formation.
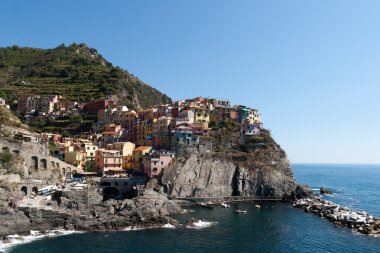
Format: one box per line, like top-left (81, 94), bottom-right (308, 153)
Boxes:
top-left (159, 128), bottom-right (297, 199)
top-left (0, 182), bottom-right (181, 239)
top-left (294, 197), bottom-right (380, 235)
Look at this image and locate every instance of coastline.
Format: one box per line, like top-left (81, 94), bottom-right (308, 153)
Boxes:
top-left (0, 219), bottom-right (213, 252)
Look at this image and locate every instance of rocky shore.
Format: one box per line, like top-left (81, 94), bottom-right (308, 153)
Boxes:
top-left (293, 196), bottom-right (380, 236)
top-left (0, 180), bottom-right (182, 240)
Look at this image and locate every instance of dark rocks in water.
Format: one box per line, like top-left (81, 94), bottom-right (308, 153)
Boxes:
top-left (320, 187), bottom-right (333, 195)
top-left (186, 217), bottom-right (198, 227)
top-left (283, 184), bottom-right (314, 201)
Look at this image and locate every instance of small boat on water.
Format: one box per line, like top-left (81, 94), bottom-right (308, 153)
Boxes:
top-left (255, 204), bottom-right (261, 209)
top-left (235, 209), bottom-right (247, 213)
top-left (200, 203), bottom-right (213, 209)
top-left (221, 202), bottom-right (230, 208)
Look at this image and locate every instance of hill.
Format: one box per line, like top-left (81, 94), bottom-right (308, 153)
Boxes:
top-left (0, 106), bottom-right (27, 129)
top-left (0, 43), bottom-right (171, 110)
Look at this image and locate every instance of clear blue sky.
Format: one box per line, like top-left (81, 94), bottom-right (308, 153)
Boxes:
top-left (1, 0), bottom-right (380, 164)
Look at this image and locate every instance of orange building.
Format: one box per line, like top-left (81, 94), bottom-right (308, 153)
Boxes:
top-left (95, 149), bottom-right (123, 175)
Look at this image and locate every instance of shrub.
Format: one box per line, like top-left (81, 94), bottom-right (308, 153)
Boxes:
top-left (0, 152), bottom-right (12, 163)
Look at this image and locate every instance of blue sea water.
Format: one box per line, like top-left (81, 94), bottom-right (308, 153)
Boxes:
top-left (6, 164), bottom-right (380, 253)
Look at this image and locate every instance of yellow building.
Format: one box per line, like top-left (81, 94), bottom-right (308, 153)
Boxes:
top-left (119, 110), bottom-right (138, 129)
top-left (193, 107), bottom-right (210, 123)
top-left (189, 98), bottom-right (213, 123)
top-left (132, 146), bottom-right (152, 171)
top-left (108, 142), bottom-right (136, 171)
top-left (123, 154), bottom-right (134, 171)
top-left (136, 120), bottom-right (153, 146)
top-left (64, 151), bottom-right (86, 170)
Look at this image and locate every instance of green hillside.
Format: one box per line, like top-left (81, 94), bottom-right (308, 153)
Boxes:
top-left (0, 43), bottom-right (171, 109)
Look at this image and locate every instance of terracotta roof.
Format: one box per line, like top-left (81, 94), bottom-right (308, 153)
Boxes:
top-left (134, 146), bottom-right (152, 151)
top-left (102, 131), bottom-right (117, 135)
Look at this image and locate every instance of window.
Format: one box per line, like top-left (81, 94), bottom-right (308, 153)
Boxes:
top-left (161, 161), bottom-right (163, 165)
top-left (153, 168), bottom-right (158, 172)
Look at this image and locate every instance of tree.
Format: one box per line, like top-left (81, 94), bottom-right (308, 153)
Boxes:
top-left (59, 68), bottom-right (70, 78)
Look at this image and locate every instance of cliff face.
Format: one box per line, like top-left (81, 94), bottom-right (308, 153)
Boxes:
top-left (160, 128), bottom-right (297, 199)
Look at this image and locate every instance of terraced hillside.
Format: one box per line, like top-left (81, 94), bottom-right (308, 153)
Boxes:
top-left (0, 43), bottom-right (171, 109)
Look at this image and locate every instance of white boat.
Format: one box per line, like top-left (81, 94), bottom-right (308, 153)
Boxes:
top-left (221, 202), bottom-right (230, 208)
top-left (235, 209), bottom-right (247, 213)
top-left (255, 204), bottom-right (261, 209)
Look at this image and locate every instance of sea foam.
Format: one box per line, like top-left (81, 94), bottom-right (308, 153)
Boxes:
top-left (0, 230), bottom-right (82, 253)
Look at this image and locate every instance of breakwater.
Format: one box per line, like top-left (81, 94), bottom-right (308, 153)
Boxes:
top-left (293, 197), bottom-right (380, 236)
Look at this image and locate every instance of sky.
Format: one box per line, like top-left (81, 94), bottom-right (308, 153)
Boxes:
top-left (1, 0), bottom-right (380, 164)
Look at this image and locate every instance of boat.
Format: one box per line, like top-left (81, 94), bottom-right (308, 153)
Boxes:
top-left (199, 203), bottom-right (213, 209)
top-left (255, 204), bottom-right (261, 209)
top-left (221, 202), bottom-right (230, 208)
top-left (235, 209), bottom-right (247, 213)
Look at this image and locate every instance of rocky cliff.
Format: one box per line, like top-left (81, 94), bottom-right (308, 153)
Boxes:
top-left (160, 127), bottom-right (297, 199)
top-left (0, 181), bottom-right (181, 239)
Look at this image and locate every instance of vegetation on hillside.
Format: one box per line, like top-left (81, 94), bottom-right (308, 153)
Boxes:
top-left (0, 43), bottom-right (171, 109)
top-left (0, 106), bottom-right (26, 129)
top-left (27, 114), bottom-right (97, 135)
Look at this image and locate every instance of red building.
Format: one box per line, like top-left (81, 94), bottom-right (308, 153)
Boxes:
top-left (83, 99), bottom-right (109, 114)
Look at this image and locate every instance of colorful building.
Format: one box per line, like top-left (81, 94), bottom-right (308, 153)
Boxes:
top-left (171, 126), bottom-right (200, 153)
top-left (64, 150), bottom-right (86, 170)
top-left (136, 120), bottom-right (153, 146)
top-left (83, 99), bottom-right (109, 114)
top-left (101, 131), bottom-right (120, 147)
top-left (143, 151), bottom-right (174, 178)
top-left (95, 149), bottom-right (123, 174)
top-left (153, 116), bottom-right (172, 150)
top-left (132, 146), bottom-right (153, 172)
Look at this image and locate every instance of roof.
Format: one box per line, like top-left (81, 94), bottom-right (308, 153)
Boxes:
top-left (98, 149), bottom-right (120, 153)
top-left (134, 146), bottom-right (152, 151)
top-left (102, 131), bottom-right (117, 135)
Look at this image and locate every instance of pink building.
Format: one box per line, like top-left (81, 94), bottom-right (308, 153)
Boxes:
top-left (143, 151), bottom-right (174, 178)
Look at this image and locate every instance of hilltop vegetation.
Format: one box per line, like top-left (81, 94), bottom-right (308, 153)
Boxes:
top-left (0, 43), bottom-right (171, 109)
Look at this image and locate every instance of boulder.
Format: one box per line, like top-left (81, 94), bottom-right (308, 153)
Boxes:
top-left (320, 187), bottom-right (333, 195)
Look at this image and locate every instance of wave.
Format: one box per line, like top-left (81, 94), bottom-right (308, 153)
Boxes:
top-left (186, 220), bottom-right (217, 229)
top-left (0, 230), bottom-right (82, 253)
top-left (122, 226), bottom-right (146, 231)
top-left (162, 223), bottom-right (175, 229)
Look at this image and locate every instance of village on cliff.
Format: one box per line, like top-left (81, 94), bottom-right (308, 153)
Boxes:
top-left (2, 95), bottom-right (262, 181)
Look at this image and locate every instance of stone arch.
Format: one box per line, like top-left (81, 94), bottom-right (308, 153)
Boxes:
top-left (2, 146), bottom-right (9, 152)
top-left (62, 167), bottom-right (66, 176)
top-left (32, 186), bottom-right (38, 194)
top-left (56, 163), bottom-right (60, 169)
top-left (12, 150), bottom-right (20, 155)
top-left (102, 187), bottom-right (120, 200)
top-left (31, 156), bottom-right (38, 171)
top-left (40, 158), bottom-right (47, 170)
top-left (50, 161), bottom-right (55, 168)
top-left (21, 186), bottom-right (27, 196)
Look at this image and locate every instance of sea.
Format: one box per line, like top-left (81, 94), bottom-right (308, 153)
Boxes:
top-left (3, 164), bottom-right (380, 253)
